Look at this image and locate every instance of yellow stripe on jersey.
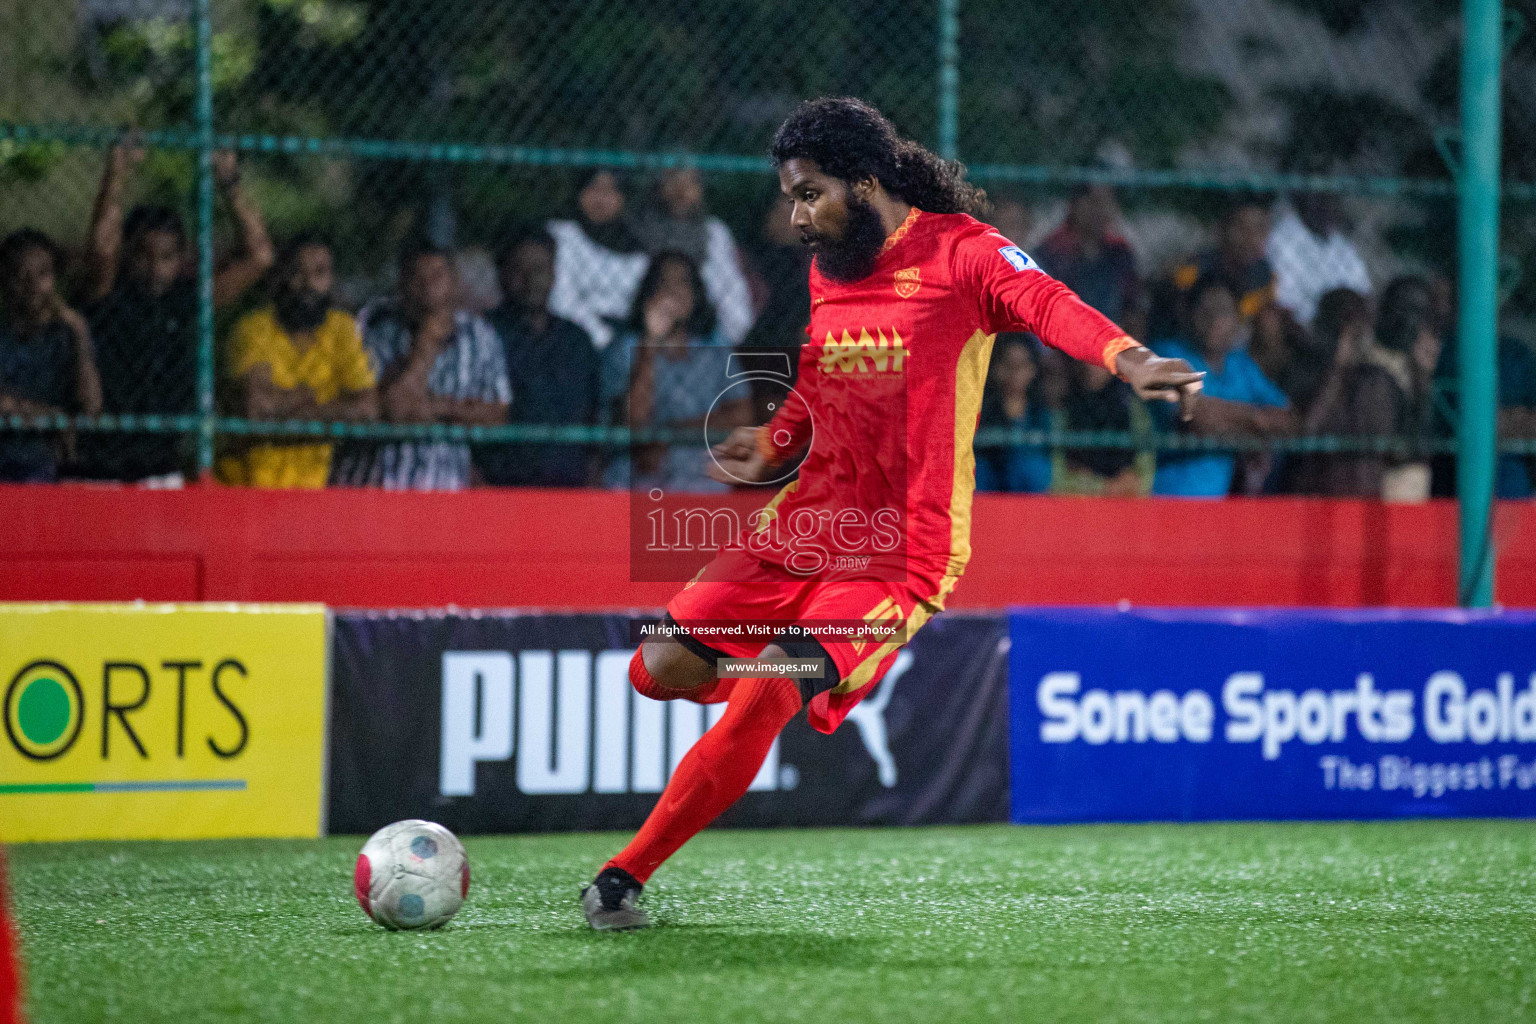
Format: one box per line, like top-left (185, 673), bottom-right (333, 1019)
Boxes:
top-left (753, 478), bottom-right (800, 534)
top-left (946, 328), bottom-right (996, 578)
top-left (851, 596), bottom-right (902, 657)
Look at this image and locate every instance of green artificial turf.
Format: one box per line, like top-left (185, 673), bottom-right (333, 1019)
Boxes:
top-left (9, 820), bottom-right (1536, 1023)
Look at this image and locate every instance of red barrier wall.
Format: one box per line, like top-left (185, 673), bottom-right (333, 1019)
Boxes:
top-left (1, 484), bottom-right (1533, 608)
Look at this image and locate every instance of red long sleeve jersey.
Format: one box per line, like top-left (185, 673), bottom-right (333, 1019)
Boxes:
top-left (751, 209), bottom-right (1137, 593)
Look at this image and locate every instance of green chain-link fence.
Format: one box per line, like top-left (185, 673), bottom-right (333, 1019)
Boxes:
top-left (1, 0), bottom-right (1534, 502)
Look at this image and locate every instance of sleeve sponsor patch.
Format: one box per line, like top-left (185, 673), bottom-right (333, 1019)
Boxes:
top-left (998, 245), bottom-right (1037, 272)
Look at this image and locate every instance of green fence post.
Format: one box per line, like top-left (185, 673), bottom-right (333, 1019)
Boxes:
top-left (1457, 0), bottom-right (1503, 607)
top-left (937, 0), bottom-right (959, 160)
top-left (193, 0), bottom-right (216, 480)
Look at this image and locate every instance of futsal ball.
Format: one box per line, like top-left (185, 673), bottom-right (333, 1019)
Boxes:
top-left (354, 819), bottom-right (470, 930)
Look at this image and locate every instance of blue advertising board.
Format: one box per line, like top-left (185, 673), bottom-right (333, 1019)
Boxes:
top-left (1008, 608), bottom-right (1536, 822)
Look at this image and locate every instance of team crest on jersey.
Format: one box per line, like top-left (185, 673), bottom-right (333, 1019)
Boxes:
top-left (998, 245), bottom-right (1037, 272)
top-left (893, 266), bottom-right (921, 298)
top-left (819, 328), bottom-right (906, 374)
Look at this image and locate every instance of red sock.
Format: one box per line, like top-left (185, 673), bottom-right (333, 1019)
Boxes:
top-left (608, 677), bottom-right (801, 883)
top-left (629, 647), bottom-right (734, 705)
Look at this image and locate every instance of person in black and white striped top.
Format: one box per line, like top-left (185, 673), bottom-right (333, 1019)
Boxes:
top-left (332, 243), bottom-right (510, 491)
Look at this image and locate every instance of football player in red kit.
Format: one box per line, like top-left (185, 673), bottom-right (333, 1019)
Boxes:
top-left (0, 850), bottom-right (21, 1024)
top-left (582, 97), bottom-right (1203, 929)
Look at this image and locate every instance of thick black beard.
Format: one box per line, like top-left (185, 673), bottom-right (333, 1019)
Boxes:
top-left (274, 290), bottom-right (331, 334)
top-left (809, 194), bottom-right (889, 284)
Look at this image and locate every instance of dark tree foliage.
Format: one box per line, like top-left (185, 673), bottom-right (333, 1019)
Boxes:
top-left (231, 0), bottom-right (936, 151)
top-left (215, 0), bottom-right (950, 252)
top-left (1269, 0), bottom-right (1536, 313)
top-left (956, 0), bottom-right (1231, 167)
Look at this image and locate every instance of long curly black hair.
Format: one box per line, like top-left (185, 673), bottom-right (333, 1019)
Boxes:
top-left (770, 97), bottom-right (987, 217)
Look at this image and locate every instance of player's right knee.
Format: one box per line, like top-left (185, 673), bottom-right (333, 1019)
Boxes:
top-left (634, 638), bottom-right (715, 695)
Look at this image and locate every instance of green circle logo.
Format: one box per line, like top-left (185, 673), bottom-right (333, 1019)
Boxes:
top-left (18, 677), bottom-right (69, 744)
top-left (5, 661), bottom-right (83, 760)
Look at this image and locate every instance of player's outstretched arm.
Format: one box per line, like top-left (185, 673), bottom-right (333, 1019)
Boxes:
top-left (1114, 345), bottom-right (1204, 422)
top-left (953, 223), bottom-right (1204, 421)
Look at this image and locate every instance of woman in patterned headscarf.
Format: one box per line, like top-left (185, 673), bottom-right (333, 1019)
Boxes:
top-left (545, 169), bottom-right (652, 353)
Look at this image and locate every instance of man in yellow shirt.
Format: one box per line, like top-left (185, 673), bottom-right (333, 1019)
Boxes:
top-left (220, 234), bottom-right (378, 487)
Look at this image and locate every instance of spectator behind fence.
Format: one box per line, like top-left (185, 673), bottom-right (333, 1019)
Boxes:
top-left (1314, 276), bottom-right (1442, 501)
top-left (740, 193), bottom-right (811, 420)
top-left (1159, 195), bottom-right (1284, 360)
top-left (974, 335), bottom-right (1052, 494)
top-left (1424, 276), bottom-right (1536, 499)
top-left (1497, 333), bottom-right (1536, 498)
top-left (631, 166), bottom-right (755, 344)
top-left (600, 251), bottom-right (751, 493)
top-left (1034, 183), bottom-right (1146, 341)
top-left (1279, 287), bottom-right (1372, 494)
top-left (476, 227), bottom-right (600, 487)
top-left (79, 147), bottom-right (273, 483)
top-left (743, 193), bottom-right (811, 350)
top-left (547, 170), bottom-right (650, 353)
top-left (0, 230), bottom-right (102, 482)
top-left (989, 195), bottom-right (1035, 253)
top-left (332, 244), bottom-right (510, 491)
top-left (1055, 356), bottom-right (1150, 497)
top-left (1266, 192), bottom-right (1371, 326)
top-left (1151, 277), bottom-right (1296, 497)
top-left (217, 235), bottom-right (378, 488)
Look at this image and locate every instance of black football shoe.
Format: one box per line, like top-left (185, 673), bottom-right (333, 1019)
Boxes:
top-left (580, 866), bottom-right (651, 931)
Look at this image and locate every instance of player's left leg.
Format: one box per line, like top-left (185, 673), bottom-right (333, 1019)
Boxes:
top-left (583, 555), bottom-right (822, 929)
top-left (582, 666), bottom-right (805, 930)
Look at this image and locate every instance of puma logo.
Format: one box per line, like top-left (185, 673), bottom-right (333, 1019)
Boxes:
top-left (845, 648), bottom-right (913, 788)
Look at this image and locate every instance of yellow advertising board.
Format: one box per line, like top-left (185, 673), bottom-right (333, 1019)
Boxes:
top-left (0, 603), bottom-right (328, 842)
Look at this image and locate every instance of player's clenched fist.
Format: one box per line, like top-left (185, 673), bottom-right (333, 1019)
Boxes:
top-left (707, 425), bottom-right (772, 484)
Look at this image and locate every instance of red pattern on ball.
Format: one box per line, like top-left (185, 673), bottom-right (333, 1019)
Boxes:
top-left (460, 860), bottom-right (470, 899)
top-left (353, 854), bottom-right (373, 918)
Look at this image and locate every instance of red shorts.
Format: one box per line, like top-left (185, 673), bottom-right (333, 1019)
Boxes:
top-left (665, 548), bottom-right (957, 734)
